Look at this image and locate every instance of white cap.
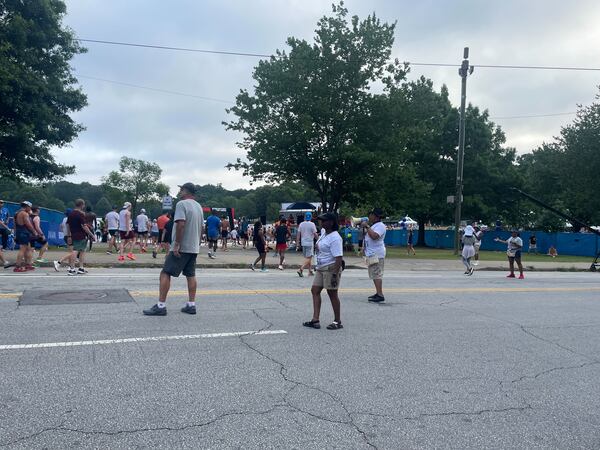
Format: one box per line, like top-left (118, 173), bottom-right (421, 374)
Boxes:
top-left (464, 225), bottom-right (474, 236)
top-left (140, 208), bottom-right (146, 213)
top-left (123, 202), bottom-right (131, 209)
top-left (21, 201), bottom-right (32, 207)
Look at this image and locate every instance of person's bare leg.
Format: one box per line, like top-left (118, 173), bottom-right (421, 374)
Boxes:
top-left (159, 271), bottom-right (171, 302)
top-left (38, 243), bottom-right (48, 259)
top-left (327, 289), bottom-right (341, 323)
top-left (374, 279), bottom-right (383, 296)
top-left (279, 250), bottom-right (285, 265)
top-left (311, 286), bottom-right (323, 321)
top-left (16, 248), bottom-right (25, 267)
top-left (78, 251), bottom-right (86, 269)
top-left (509, 259), bottom-right (515, 275)
top-left (186, 276), bottom-right (197, 301)
top-left (260, 253), bottom-right (266, 269)
top-left (516, 260), bottom-right (524, 275)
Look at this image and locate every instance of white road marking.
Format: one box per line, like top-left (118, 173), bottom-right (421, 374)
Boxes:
top-left (0, 330), bottom-right (288, 351)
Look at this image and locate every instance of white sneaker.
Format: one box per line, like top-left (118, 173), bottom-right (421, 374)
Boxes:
top-left (53, 260), bottom-right (60, 272)
top-left (278, 264), bottom-right (283, 270)
top-left (472, 261), bottom-right (479, 266)
top-left (67, 268), bottom-right (77, 276)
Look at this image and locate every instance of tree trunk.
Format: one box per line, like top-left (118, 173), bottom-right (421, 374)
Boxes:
top-left (416, 218), bottom-right (428, 247)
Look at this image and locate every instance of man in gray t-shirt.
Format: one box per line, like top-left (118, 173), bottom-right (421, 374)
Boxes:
top-left (144, 182), bottom-right (204, 316)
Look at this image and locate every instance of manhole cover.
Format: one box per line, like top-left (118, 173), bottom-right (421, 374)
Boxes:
top-left (20, 289), bottom-right (134, 305)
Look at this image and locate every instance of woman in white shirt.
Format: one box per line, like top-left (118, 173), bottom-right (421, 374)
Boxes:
top-left (303, 212), bottom-right (344, 330)
top-left (363, 208), bottom-right (387, 303)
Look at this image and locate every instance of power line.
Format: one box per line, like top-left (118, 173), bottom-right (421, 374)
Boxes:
top-left (77, 38), bottom-right (600, 72)
top-left (77, 75), bottom-right (234, 104)
top-left (491, 111), bottom-right (577, 120)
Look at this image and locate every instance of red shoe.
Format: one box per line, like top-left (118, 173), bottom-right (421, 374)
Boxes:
top-left (118, 255), bottom-right (125, 262)
top-left (13, 266), bottom-right (26, 272)
top-left (506, 273), bottom-right (515, 278)
top-left (518, 274), bottom-right (525, 279)
top-left (127, 253), bottom-right (136, 261)
top-left (25, 265), bottom-right (35, 271)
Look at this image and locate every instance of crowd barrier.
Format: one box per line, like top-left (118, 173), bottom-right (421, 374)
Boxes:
top-left (345, 228), bottom-right (599, 257)
top-left (2, 201), bottom-right (65, 247)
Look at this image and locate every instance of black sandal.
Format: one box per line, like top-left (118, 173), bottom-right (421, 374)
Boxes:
top-left (303, 320), bottom-right (320, 329)
top-left (326, 321), bottom-right (343, 330)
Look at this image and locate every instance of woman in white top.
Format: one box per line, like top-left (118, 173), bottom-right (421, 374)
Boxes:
top-left (303, 212), bottom-right (344, 330)
top-left (461, 225), bottom-right (476, 276)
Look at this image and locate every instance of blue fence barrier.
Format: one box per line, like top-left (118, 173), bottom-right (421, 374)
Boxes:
top-left (2, 201), bottom-right (65, 247)
top-left (344, 228), bottom-right (599, 257)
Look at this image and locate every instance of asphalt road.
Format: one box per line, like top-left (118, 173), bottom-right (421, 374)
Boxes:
top-left (1, 267), bottom-right (599, 449)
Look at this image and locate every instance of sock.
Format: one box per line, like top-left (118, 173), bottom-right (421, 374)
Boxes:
top-left (157, 302), bottom-right (166, 308)
top-left (187, 301), bottom-right (195, 307)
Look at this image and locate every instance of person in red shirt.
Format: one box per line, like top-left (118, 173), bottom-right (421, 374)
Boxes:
top-left (156, 212), bottom-right (170, 255)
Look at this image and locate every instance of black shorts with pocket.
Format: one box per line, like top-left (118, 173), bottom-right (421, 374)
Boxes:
top-left (162, 252), bottom-right (197, 278)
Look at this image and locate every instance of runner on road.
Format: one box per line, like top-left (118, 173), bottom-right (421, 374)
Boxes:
top-left (250, 221), bottom-right (268, 272)
top-left (221, 216), bottom-right (230, 251)
top-left (105, 206), bottom-right (120, 254)
top-left (13, 201), bottom-right (37, 272)
top-left (144, 182), bottom-right (204, 316)
top-left (206, 211), bottom-right (221, 259)
top-left (296, 212), bottom-right (318, 277)
top-left (30, 206), bottom-right (48, 263)
top-left (118, 202), bottom-right (135, 261)
top-left (136, 208), bottom-right (150, 253)
top-left (66, 199), bottom-right (95, 275)
top-left (275, 217), bottom-right (291, 270)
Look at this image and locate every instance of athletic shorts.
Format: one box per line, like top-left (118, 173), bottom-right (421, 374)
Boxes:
top-left (508, 250), bottom-right (522, 261)
top-left (221, 230), bottom-right (228, 239)
top-left (276, 243), bottom-right (287, 252)
top-left (208, 234), bottom-right (219, 242)
top-left (120, 231), bottom-right (134, 240)
top-left (108, 229), bottom-right (118, 237)
top-left (162, 252), bottom-right (197, 278)
top-left (151, 231), bottom-right (159, 237)
top-left (302, 245), bottom-right (314, 258)
top-left (368, 258), bottom-right (385, 280)
top-left (72, 239), bottom-right (87, 252)
top-left (30, 236), bottom-right (47, 246)
top-left (16, 230), bottom-right (31, 246)
top-left (138, 231), bottom-right (148, 236)
top-left (157, 231), bottom-right (164, 243)
top-left (313, 264), bottom-right (341, 290)
top-left (255, 243), bottom-right (266, 254)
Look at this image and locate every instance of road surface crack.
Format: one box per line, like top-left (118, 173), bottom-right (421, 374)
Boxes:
top-left (238, 309), bottom-right (377, 449)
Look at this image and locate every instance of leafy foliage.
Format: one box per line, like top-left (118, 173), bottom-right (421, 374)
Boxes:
top-left (0, 0), bottom-right (87, 180)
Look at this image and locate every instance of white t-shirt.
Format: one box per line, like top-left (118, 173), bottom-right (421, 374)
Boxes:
top-left (297, 220), bottom-right (317, 246)
top-left (136, 214), bottom-right (149, 232)
top-left (118, 209), bottom-right (130, 231)
top-left (315, 231), bottom-right (343, 268)
top-left (507, 236), bottom-right (523, 254)
top-left (151, 222), bottom-right (159, 233)
top-left (230, 229), bottom-right (238, 239)
top-left (364, 222), bottom-right (387, 258)
top-left (105, 211), bottom-right (119, 230)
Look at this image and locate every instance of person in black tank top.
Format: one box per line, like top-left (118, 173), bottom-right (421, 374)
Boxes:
top-left (275, 219), bottom-right (290, 270)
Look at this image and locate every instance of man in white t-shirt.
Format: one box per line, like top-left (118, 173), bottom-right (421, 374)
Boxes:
top-left (296, 212), bottom-right (318, 277)
top-left (136, 209), bottom-right (150, 253)
top-left (105, 205), bottom-right (120, 255)
top-left (363, 208), bottom-right (387, 303)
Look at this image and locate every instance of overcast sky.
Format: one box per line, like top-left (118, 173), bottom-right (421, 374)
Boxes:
top-left (57, 0), bottom-right (600, 194)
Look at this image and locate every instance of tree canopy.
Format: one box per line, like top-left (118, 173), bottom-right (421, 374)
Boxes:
top-left (0, 0), bottom-right (87, 180)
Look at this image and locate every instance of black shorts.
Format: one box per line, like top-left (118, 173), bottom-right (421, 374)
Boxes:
top-left (208, 234), bottom-right (219, 243)
top-left (255, 243), bottom-right (266, 254)
top-left (221, 230), bottom-right (228, 239)
top-left (31, 236), bottom-right (47, 246)
top-left (137, 231), bottom-right (148, 236)
top-left (16, 230), bottom-right (31, 246)
top-left (162, 252), bottom-right (197, 278)
top-left (108, 229), bottom-right (118, 237)
top-left (358, 239), bottom-right (364, 249)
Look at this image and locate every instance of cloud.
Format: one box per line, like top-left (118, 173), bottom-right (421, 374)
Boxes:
top-left (58, 0), bottom-right (600, 192)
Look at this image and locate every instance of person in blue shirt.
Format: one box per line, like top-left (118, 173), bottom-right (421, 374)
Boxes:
top-left (240, 217), bottom-right (249, 249)
top-left (206, 211), bottom-right (221, 259)
top-left (0, 200), bottom-right (10, 250)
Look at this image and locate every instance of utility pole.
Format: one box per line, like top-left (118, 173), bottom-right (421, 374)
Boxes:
top-left (453, 47), bottom-right (474, 254)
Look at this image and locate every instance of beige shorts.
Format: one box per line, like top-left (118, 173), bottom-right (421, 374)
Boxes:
top-left (368, 258), bottom-right (385, 280)
top-left (313, 264), bottom-right (341, 290)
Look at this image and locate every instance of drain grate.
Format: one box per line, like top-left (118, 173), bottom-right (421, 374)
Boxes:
top-left (19, 289), bottom-right (134, 305)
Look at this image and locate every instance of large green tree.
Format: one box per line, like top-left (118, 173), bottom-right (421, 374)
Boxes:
top-left (102, 157), bottom-right (169, 213)
top-left (225, 2), bottom-right (404, 212)
top-left (0, 0), bottom-right (87, 180)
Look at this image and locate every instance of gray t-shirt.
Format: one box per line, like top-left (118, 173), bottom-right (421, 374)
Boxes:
top-left (171, 199), bottom-right (204, 254)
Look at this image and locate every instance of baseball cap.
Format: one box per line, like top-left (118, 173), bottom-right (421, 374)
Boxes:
top-left (369, 208), bottom-right (384, 217)
top-left (305, 212), bottom-right (312, 220)
top-left (464, 225), bottom-right (474, 236)
top-left (21, 201), bottom-right (32, 207)
top-left (140, 208), bottom-right (146, 213)
top-left (317, 212), bottom-right (337, 222)
top-left (178, 182), bottom-right (197, 194)
top-left (123, 202), bottom-right (131, 209)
